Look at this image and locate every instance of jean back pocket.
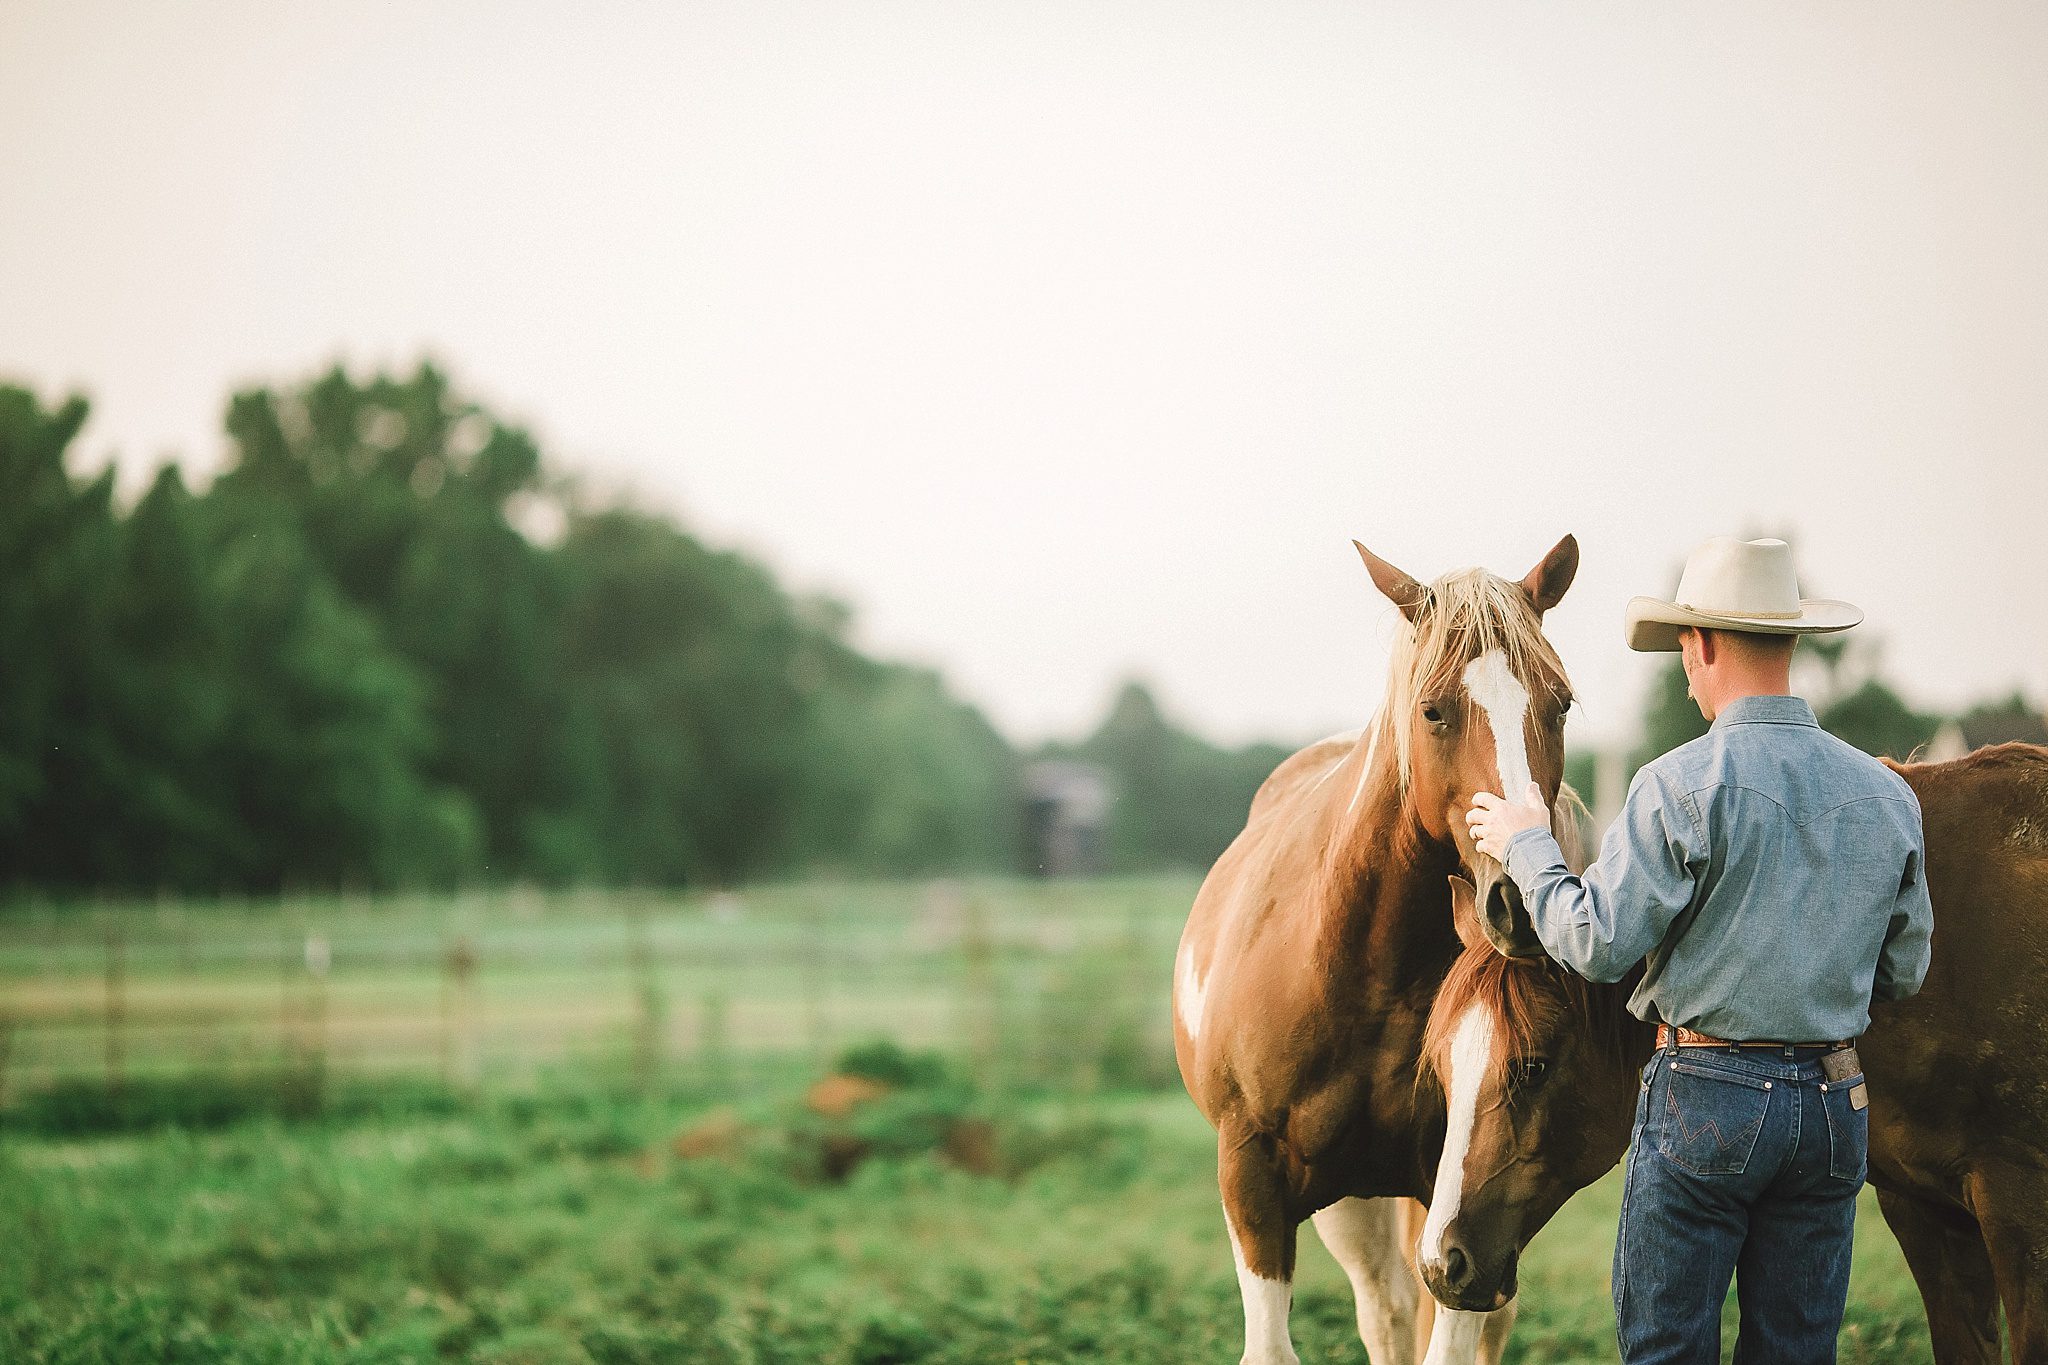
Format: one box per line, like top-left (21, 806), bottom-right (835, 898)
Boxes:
top-left (1654, 1057), bottom-right (1773, 1175)
top-left (1822, 1071), bottom-right (1869, 1182)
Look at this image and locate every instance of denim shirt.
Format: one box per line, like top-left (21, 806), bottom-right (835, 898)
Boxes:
top-left (1502, 694), bottom-right (1933, 1041)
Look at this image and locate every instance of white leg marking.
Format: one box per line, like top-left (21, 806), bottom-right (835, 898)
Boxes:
top-left (1419, 1003), bottom-right (1495, 1273)
top-left (1419, 1307), bottom-right (1489, 1365)
top-left (1477, 1299), bottom-right (1518, 1365)
top-left (1311, 1197), bottom-right (1421, 1365)
top-left (1228, 1213), bottom-right (1300, 1365)
top-left (1176, 943), bottom-right (1208, 1042)
top-left (1461, 651), bottom-right (1532, 799)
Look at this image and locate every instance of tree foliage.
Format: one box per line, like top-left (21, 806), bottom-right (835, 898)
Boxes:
top-left (1631, 631), bottom-right (1945, 774)
top-left (0, 367), bottom-right (1019, 893)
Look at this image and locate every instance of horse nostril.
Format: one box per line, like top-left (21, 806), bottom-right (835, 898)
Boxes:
top-left (1442, 1244), bottom-right (1472, 1291)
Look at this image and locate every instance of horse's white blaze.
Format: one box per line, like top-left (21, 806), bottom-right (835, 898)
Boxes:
top-left (1462, 651), bottom-right (1532, 801)
top-left (1227, 1214), bottom-right (1299, 1365)
top-left (1420, 1002), bottom-right (1496, 1271)
top-left (1177, 942), bottom-right (1209, 1042)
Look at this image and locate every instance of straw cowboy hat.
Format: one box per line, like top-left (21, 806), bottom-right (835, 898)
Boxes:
top-left (1624, 536), bottom-right (1862, 652)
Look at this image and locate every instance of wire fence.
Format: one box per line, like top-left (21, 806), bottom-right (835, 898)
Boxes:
top-left (0, 876), bottom-right (1201, 1109)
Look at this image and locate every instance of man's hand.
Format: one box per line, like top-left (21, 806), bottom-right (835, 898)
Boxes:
top-left (1465, 781), bottom-right (1551, 862)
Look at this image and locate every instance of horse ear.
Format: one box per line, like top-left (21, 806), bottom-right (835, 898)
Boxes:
top-left (1447, 874), bottom-right (1489, 953)
top-left (1353, 541), bottom-right (1430, 621)
top-left (1520, 534), bottom-right (1579, 616)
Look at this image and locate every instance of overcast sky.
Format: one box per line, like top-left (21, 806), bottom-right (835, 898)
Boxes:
top-left (4, 2), bottom-right (2044, 750)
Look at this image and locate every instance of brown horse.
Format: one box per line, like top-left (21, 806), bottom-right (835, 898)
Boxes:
top-left (1172, 535), bottom-right (1581, 1365)
top-left (1415, 742), bottom-right (2048, 1361)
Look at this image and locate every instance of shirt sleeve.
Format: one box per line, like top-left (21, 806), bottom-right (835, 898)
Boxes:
top-left (1872, 808), bottom-right (1933, 1003)
top-left (1500, 765), bottom-right (1704, 983)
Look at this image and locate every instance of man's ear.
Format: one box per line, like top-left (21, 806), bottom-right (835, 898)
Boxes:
top-left (1520, 534), bottom-right (1579, 616)
top-left (1353, 541), bottom-right (1430, 621)
top-left (1447, 874), bottom-right (1489, 953)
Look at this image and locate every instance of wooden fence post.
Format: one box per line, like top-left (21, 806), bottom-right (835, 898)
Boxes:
top-left (958, 890), bottom-right (998, 1084)
top-left (700, 991), bottom-right (730, 1096)
top-left (627, 896), bottom-right (665, 1095)
top-left (103, 904), bottom-right (125, 1102)
top-left (278, 907), bottom-right (297, 1074)
top-left (304, 932), bottom-right (330, 1104)
top-left (803, 892), bottom-right (828, 1068)
top-left (442, 933), bottom-right (478, 1090)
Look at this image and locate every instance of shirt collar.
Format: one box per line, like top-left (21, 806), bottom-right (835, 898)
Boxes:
top-left (1710, 694), bottom-right (1819, 731)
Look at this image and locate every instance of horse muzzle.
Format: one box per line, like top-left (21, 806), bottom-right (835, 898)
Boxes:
top-left (1418, 1236), bottom-right (1518, 1314)
top-left (1474, 867), bottom-right (1545, 960)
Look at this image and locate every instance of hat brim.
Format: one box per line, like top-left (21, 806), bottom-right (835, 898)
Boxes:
top-left (1624, 597), bottom-right (1864, 653)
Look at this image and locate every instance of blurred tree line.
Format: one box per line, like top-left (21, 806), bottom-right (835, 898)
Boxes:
top-left (0, 367), bottom-right (1023, 893)
top-left (5, 369), bottom-right (2039, 894)
top-left (1628, 622), bottom-right (2043, 776)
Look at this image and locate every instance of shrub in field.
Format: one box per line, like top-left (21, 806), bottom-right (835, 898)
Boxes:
top-left (3, 1071), bottom-right (468, 1138)
top-left (831, 1040), bottom-right (954, 1090)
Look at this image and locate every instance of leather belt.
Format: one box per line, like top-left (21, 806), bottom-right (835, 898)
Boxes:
top-left (1657, 1024), bottom-right (1854, 1051)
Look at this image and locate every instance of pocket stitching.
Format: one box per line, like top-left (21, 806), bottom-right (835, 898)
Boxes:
top-left (1655, 1067), bottom-right (1771, 1175)
top-left (1666, 1058), bottom-right (1775, 1090)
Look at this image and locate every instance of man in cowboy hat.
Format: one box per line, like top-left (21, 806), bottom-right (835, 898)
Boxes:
top-left (1465, 535), bottom-right (1932, 1365)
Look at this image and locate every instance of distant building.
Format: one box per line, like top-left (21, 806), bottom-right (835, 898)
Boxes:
top-left (1022, 760), bottom-right (1112, 877)
top-left (1923, 700), bottom-right (2048, 762)
top-left (1923, 723), bottom-right (1968, 763)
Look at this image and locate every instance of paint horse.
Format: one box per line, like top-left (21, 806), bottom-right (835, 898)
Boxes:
top-left (1172, 535), bottom-right (1582, 1365)
top-left (1416, 742), bottom-right (2048, 1362)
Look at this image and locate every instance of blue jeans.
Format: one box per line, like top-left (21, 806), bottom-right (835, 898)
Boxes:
top-left (1612, 1041), bottom-right (1868, 1364)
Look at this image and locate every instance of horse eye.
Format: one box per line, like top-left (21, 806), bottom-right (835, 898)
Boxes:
top-left (1421, 702), bottom-right (1446, 726)
top-left (1513, 1058), bottom-right (1550, 1089)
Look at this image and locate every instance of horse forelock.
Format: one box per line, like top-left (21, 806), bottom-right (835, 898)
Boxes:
top-left (1419, 942), bottom-right (1633, 1092)
top-left (1420, 948), bottom-right (1563, 1090)
top-left (1380, 567), bottom-right (1570, 793)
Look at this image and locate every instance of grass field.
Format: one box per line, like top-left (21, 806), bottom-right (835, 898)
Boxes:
top-left (2, 1079), bottom-right (1933, 1364)
top-left (0, 881), bottom-right (1937, 1362)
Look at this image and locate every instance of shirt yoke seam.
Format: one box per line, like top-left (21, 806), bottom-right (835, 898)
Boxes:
top-left (1675, 781), bottom-right (1920, 830)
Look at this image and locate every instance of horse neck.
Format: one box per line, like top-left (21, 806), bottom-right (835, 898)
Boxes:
top-left (1586, 965), bottom-right (1659, 1067)
top-left (1310, 726), bottom-right (1462, 983)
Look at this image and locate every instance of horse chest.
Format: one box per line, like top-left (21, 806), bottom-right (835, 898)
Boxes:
top-left (1228, 1003), bottom-right (1435, 1192)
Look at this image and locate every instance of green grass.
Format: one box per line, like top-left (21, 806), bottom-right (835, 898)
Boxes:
top-left (0, 1079), bottom-right (1931, 1364)
top-left (0, 883), bottom-right (1936, 1360)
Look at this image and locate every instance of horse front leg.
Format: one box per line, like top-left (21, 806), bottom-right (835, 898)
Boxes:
top-left (1219, 1125), bottom-right (1301, 1365)
top-left (1416, 1300), bottom-right (1516, 1365)
top-left (1309, 1196), bottom-right (1422, 1364)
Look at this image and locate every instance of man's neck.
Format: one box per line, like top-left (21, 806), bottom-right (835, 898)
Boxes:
top-left (1699, 677), bottom-right (1793, 723)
